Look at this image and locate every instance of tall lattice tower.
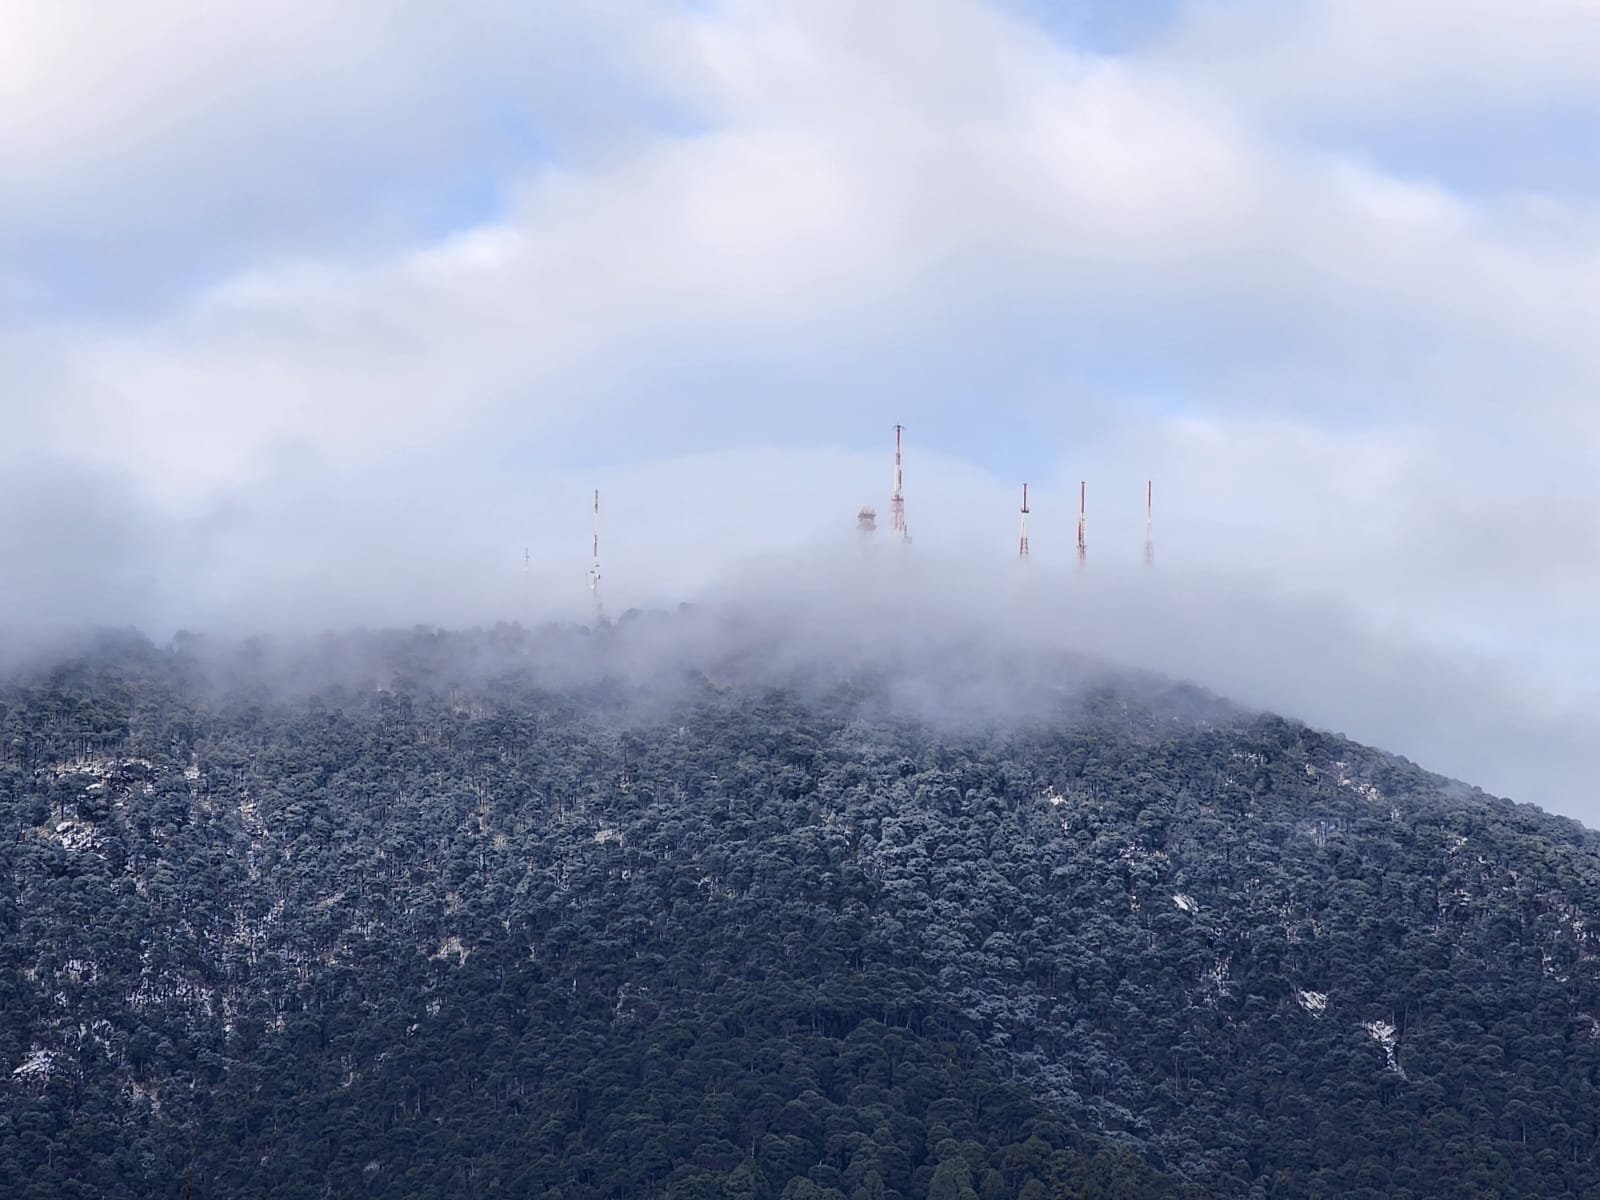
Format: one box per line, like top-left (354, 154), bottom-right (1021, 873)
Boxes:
top-left (1143, 480), bottom-right (1154, 567)
top-left (1018, 483), bottom-right (1030, 559)
top-left (889, 424), bottom-right (910, 543)
top-left (1076, 481), bottom-right (1087, 567)
top-left (588, 488), bottom-right (603, 621)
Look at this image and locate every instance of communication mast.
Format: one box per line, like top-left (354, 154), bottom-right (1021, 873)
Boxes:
top-left (588, 488), bottom-right (603, 621)
top-left (889, 424), bottom-right (910, 543)
top-left (1144, 480), bottom-right (1154, 567)
top-left (1076, 481), bottom-right (1087, 566)
top-left (1018, 483), bottom-right (1030, 559)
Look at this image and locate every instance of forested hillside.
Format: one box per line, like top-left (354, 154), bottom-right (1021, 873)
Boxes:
top-left (3, 619), bottom-right (1600, 1198)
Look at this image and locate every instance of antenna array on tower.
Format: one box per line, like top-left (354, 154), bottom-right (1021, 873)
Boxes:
top-left (1018, 483), bottom-right (1030, 560)
top-left (890, 424), bottom-right (911, 543)
top-left (554, 451), bottom-right (1158, 600)
top-left (1144, 480), bottom-right (1153, 567)
top-left (588, 488), bottom-right (603, 621)
top-left (1076, 482), bottom-right (1087, 566)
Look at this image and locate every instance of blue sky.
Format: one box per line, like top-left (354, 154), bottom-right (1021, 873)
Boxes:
top-left (3, 0), bottom-right (1600, 814)
top-left (993, 0), bottom-right (1194, 53)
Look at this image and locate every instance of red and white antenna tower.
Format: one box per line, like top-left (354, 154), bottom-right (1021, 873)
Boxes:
top-left (1143, 480), bottom-right (1153, 567)
top-left (1076, 481), bottom-right (1087, 566)
top-left (1018, 483), bottom-right (1030, 559)
top-left (889, 424), bottom-right (910, 543)
top-left (588, 488), bottom-right (603, 620)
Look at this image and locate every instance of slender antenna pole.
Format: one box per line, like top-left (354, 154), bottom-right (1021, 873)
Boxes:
top-left (1018, 483), bottom-right (1030, 559)
top-left (1076, 481), bottom-right (1087, 567)
top-left (1144, 480), bottom-right (1153, 567)
top-left (588, 489), bottom-right (603, 621)
top-left (890, 424), bottom-right (910, 543)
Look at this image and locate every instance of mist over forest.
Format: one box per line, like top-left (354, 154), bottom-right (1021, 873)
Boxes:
top-left (3, 540), bottom-right (1594, 821)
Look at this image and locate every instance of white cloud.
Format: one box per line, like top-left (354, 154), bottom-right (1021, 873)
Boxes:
top-left (2, 1), bottom-right (1599, 814)
top-left (0, 0), bottom-right (676, 295)
top-left (1165, 0), bottom-right (1600, 120)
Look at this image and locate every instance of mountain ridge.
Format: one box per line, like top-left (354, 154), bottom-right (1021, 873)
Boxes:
top-left (2, 620), bottom-right (1597, 1198)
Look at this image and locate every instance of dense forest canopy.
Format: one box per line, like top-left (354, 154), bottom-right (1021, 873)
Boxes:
top-left (2, 615), bottom-right (1599, 1198)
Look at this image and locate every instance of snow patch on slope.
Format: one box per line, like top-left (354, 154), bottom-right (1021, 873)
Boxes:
top-left (12, 1049), bottom-right (55, 1079)
top-left (1363, 1019), bottom-right (1405, 1077)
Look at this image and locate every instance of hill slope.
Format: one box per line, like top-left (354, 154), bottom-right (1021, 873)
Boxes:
top-left (2, 621), bottom-right (1598, 1198)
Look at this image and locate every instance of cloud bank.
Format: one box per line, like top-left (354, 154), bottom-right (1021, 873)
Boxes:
top-left (2, 0), bottom-right (1597, 816)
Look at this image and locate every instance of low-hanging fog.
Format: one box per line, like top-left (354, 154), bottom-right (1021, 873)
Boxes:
top-left (2, 513), bottom-right (1595, 822)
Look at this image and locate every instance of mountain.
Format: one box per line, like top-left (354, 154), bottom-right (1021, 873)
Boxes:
top-left (2, 618), bottom-right (1598, 1199)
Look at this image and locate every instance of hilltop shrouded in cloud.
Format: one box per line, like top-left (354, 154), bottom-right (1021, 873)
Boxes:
top-left (4, 538), bottom-right (1594, 825)
top-left (3, 1), bottom-right (1598, 814)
